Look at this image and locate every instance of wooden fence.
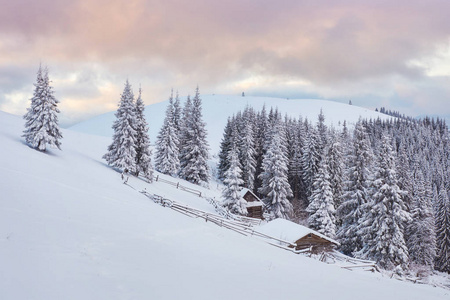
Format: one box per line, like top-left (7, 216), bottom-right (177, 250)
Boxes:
top-left (139, 190), bottom-right (304, 253)
top-left (154, 175), bottom-right (203, 197)
top-left (131, 177), bottom-right (380, 273)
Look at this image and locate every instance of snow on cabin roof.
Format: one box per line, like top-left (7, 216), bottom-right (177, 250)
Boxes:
top-left (240, 188), bottom-right (264, 207)
top-left (246, 201), bottom-right (263, 208)
top-left (240, 188), bottom-right (256, 198)
top-left (257, 218), bottom-right (340, 246)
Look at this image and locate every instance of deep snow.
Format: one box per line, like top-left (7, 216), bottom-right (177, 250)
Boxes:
top-left (1, 107), bottom-right (448, 300)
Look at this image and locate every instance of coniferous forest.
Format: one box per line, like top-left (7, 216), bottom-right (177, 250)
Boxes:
top-left (216, 106), bottom-right (450, 274)
top-left (102, 81), bottom-right (449, 275)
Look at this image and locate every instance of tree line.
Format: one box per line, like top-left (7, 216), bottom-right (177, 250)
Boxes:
top-left (22, 65), bottom-right (449, 274)
top-left (217, 106), bottom-right (449, 274)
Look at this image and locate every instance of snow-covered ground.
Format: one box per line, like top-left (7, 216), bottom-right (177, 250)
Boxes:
top-left (69, 95), bottom-right (392, 154)
top-left (1, 104), bottom-right (449, 299)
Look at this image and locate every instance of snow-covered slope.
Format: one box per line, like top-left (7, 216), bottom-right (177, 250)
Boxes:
top-left (1, 111), bottom-right (448, 299)
top-left (69, 95), bottom-right (391, 153)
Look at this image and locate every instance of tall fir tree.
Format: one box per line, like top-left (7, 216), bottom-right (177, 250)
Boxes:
top-left (258, 121), bottom-right (293, 220)
top-left (179, 87), bottom-right (210, 185)
top-left (316, 108), bottom-right (328, 150)
top-left (301, 125), bottom-right (321, 200)
top-left (337, 121), bottom-right (373, 255)
top-left (178, 94), bottom-right (192, 173)
top-left (172, 91), bottom-right (182, 137)
top-left (327, 131), bottom-right (344, 210)
top-left (103, 80), bottom-right (137, 173)
top-left (134, 87), bottom-right (154, 181)
top-left (239, 108), bottom-right (257, 190)
top-left (357, 133), bottom-right (410, 271)
top-left (253, 106), bottom-right (269, 195)
top-left (155, 91), bottom-right (180, 176)
top-left (406, 168), bottom-right (436, 270)
top-left (23, 65), bottom-right (62, 151)
top-left (306, 153), bottom-right (337, 239)
top-left (435, 187), bottom-right (450, 273)
top-left (222, 145), bottom-right (247, 215)
top-left (217, 117), bottom-right (234, 181)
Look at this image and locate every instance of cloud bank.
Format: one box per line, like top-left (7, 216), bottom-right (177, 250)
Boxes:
top-left (1, 0), bottom-right (450, 125)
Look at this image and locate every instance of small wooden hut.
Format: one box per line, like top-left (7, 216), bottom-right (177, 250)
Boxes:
top-left (240, 188), bottom-right (264, 219)
top-left (257, 218), bottom-right (339, 253)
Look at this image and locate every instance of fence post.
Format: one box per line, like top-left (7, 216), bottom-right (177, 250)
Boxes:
top-left (177, 182), bottom-right (179, 189)
top-left (156, 175), bottom-right (159, 182)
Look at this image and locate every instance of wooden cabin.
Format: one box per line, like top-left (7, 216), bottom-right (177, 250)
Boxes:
top-left (240, 188), bottom-right (264, 219)
top-left (257, 218), bottom-right (339, 253)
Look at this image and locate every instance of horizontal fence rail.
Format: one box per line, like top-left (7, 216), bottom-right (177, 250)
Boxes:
top-left (126, 176), bottom-right (381, 274)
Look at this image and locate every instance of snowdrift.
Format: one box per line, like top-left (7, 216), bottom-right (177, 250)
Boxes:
top-left (0, 110), bottom-right (448, 300)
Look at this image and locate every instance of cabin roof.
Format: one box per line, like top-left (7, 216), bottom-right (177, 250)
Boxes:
top-left (240, 188), bottom-right (258, 199)
top-left (240, 188), bottom-right (264, 207)
top-left (257, 218), bottom-right (340, 245)
top-left (246, 200), bottom-right (263, 208)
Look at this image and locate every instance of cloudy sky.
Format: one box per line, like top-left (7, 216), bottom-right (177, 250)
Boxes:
top-left (1, 0), bottom-right (450, 126)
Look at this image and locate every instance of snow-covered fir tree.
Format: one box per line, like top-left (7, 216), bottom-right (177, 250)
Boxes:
top-left (178, 87), bottom-right (210, 185)
top-left (217, 117), bottom-right (234, 181)
top-left (316, 109), bottom-right (328, 150)
top-left (396, 140), bottom-right (414, 210)
top-left (23, 65), bottom-right (62, 151)
top-left (306, 152), bottom-right (337, 239)
top-left (222, 145), bottom-right (247, 215)
top-left (172, 91), bottom-right (182, 136)
top-left (239, 107), bottom-right (257, 190)
top-left (253, 105), bottom-right (269, 195)
top-left (406, 167), bottom-right (436, 271)
top-left (155, 91), bottom-right (180, 176)
top-left (337, 120), bottom-right (373, 255)
top-left (357, 133), bottom-right (410, 271)
top-left (287, 117), bottom-right (305, 203)
top-left (435, 187), bottom-right (450, 273)
top-left (258, 121), bottom-right (293, 220)
top-left (301, 125), bottom-right (321, 199)
top-left (103, 80), bottom-right (137, 173)
top-left (134, 87), bottom-right (154, 181)
top-left (326, 131), bottom-right (344, 210)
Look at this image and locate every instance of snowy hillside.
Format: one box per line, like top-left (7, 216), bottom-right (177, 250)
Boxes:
top-left (1, 111), bottom-right (449, 299)
top-left (69, 95), bottom-right (392, 153)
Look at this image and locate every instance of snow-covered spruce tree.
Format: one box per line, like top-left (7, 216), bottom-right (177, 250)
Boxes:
top-left (218, 117), bottom-right (234, 181)
top-left (178, 94), bottom-right (192, 174)
top-left (337, 120), bottom-right (373, 255)
top-left (406, 168), bottom-right (436, 271)
top-left (222, 145), bottom-right (247, 215)
top-left (172, 91), bottom-right (182, 136)
top-left (258, 121), bottom-right (293, 220)
top-left (396, 140), bottom-right (414, 210)
top-left (287, 117), bottom-right (305, 202)
top-left (239, 107), bottom-right (257, 190)
top-left (155, 91), bottom-right (180, 176)
top-left (301, 125), bottom-right (321, 200)
top-left (134, 87), bottom-right (154, 181)
top-left (357, 133), bottom-right (410, 271)
top-left (435, 187), bottom-right (450, 273)
top-left (316, 108), bottom-right (328, 150)
top-left (178, 87), bottom-right (210, 185)
top-left (327, 130), bottom-right (344, 210)
top-left (23, 65), bottom-right (62, 151)
top-left (253, 106), bottom-right (269, 195)
top-left (103, 80), bottom-right (137, 173)
top-left (306, 151), bottom-right (337, 239)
